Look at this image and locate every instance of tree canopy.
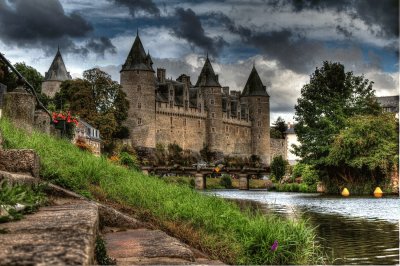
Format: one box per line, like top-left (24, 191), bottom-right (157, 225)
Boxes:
top-left (54, 68), bottom-right (129, 150)
top-left (293, 61), bottom-right (381, 167)
top-left (272, 116), bottom-right (287, 139)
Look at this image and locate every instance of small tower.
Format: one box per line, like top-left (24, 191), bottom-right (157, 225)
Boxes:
top-left (241, 65), bottom-right (270, 164)
top-left (195, 55), bottom-right (223, 153)
top-left (120, 32), bottom-right (156, 148)
top-left (41, 47), bottom-right (72, 98)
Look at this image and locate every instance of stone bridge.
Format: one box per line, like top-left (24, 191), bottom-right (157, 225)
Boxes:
top-left (141, 166), bottom-right (269, 190)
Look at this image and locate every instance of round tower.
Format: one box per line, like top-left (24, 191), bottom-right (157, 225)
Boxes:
top-left (195, 55), bottom-right (224, 153)
top-left (120, 32), bottom-right (156, 148)
top-left (241, 65), bottom-right (270, 165)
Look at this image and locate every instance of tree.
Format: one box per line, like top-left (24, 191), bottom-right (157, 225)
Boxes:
top-left (270, 155), bottom-right (287, 181)
top-left (272, 117), bottom-right (287, 139)
top-left (270, 128), bottom-right (282, 139)
top-left (54, 68), bottom-right (129, 151)
top-left (326, 113), bottom-right (398, 185)
top-left (294, 61), bottom-right (381, 167)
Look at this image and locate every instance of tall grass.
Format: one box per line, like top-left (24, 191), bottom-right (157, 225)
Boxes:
top-left (0, 118), bottom-right (324, 264)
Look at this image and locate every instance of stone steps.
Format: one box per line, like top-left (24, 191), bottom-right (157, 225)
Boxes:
top-left (0, 202), bottom-right (99, 265)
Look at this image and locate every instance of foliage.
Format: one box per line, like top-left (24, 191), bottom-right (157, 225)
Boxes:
top-left (54, 68), bottom-right (129, 151)
top-left (220, 174), bottom-right (233, 188)
top-left (274, 183), bottom-right (316, 193)
top-left (270, 155), bottom-right (287, 181)
top-left (301, 165), bottom-right (319, 186)
top-left (294, 61), bottom-right (381, 167)
top-left (292, 163), bottom-right (306, 179)
top-left (0, 118), bottom-right (324, 265)
top-left (119, 151), bottom-right (139, 170)
top-left (75, 137), bottom-right (93, 153)
top-left (95, 236), bottom-right (116, 265)
top-left (326, 113), bottom-right (398, 185)
top-left (0, 180), bottom-right (46, 222)
top-left (272, 117), bottom-right (288, 139)
top-left (270, 128), bottom-right (282, 139)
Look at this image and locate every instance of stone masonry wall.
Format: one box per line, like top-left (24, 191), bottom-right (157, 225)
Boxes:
top-left (42, 80), bottom-right (62, 98)
top-left (221, 119), bottom-right (252, 157)
top-left (270, 138), bottom-right (286, 160)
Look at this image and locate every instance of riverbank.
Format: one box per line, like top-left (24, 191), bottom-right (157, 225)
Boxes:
top-left (0, 118), bottom-right (324, 265)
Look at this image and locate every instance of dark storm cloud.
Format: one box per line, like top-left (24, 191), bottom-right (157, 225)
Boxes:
top-left (172, 8), bottom-right (227, 56)
top-left (86, 37), bottom-right (117, 56)
top-left (276, 0), bottom-right (399, 38)
top-left (0, 0), bottom-right (116, 56)
top-left (109, 0), bottom-right (160, 17)
top-left (336, 25), bottom-right (353, 38)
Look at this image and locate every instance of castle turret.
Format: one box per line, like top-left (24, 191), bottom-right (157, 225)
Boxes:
top-left (195, 55), bottom-right (223, 153)
top-left (241, 65), bottom-right (270, 164)
top-left (41, 47), bottom-right (72, 98)
top-left (120, 32), bottom-right (156, 148)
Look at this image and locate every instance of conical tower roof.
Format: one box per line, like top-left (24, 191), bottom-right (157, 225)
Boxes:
top-left (195, 55), bottom-right (220, 87)
top-left (121, 32), bottom-right (154, 72)
top-left (242, 65), bottom-right (269, 96)
top-left (44, 48), bottom-right (72, 81)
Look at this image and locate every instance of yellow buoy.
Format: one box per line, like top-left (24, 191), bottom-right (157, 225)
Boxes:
top-left (374, 187), bottom-right (383, 198)
top-left (341, 188), bottom-right (350, 197)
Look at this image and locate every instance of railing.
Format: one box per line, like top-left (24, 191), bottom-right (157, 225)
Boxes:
top-left (0, 52), bottom-right (51, 118)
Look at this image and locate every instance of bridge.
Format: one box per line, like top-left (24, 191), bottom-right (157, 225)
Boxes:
top-left (141, 166), bottom-right (269, 190)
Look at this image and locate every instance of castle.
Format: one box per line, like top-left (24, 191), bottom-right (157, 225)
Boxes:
top-left (41, 33), bottom-right (273, 164)
top-left (120, 33), bottom-right (271, 164)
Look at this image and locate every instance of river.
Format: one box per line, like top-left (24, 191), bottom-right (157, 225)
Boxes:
top-left (206, 190), bottom-right (399, 265)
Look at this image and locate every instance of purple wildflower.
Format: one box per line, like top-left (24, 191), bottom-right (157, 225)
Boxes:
top-left (271, 240), bottom-right (278, 251)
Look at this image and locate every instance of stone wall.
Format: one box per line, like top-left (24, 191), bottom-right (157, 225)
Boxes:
top-left (155, 104), bottom-right (207, 151)
top-left (270, 138), bottom-right (286, 160)
top-left (41, 80), bottom-right (62, 98)
top-left (221, 119), bottom-right (252, 157)
top-left (3, 87), bottom-right (35, 132)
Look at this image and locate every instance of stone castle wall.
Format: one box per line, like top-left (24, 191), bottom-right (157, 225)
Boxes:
top-left (270, 138), bottom-right (286, 160)
top-left (42, 80), bottom-right (62, 98)
top-left (155, 103), bottom-right (207, 151)
top-left (221, 118), bottom-right (252, 157)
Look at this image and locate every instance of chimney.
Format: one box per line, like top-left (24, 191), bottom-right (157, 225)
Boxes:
top-left (157, 68), bottom-right (166, 83)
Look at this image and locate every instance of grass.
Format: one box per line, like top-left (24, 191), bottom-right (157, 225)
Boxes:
top-left (0, 118), bottom-right (324, 264)
top-left (0, 180), bottom-right (47, 222)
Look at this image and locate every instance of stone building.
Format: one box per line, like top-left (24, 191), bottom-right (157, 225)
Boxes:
top-left (121, 33), bottom-right (272, 164)
top-left (0, 83), bottom-right (6, 118)
top-left (41, 48), bottom-right (72, 98)
top-left (73, 119), bottom-right (101, 156)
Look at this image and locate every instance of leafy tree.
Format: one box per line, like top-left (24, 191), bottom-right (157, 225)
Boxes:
top-left (167, 143), bottom-right (183, 165)
top-left (270, 155), bottom-right (287, 181)
top-left (294, 61), bottom-right (381, 167)
top-left (54, 68), bottom-right (129, 151)
top-left (270, 128), bottom-right (282, 139)
top-left (272, 117), bottom-right (287, 139)
top-left (326, 113), bottom-right (398, 185)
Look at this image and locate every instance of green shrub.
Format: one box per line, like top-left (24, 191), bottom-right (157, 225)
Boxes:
top-left (270, 155), bottom-right (287, 181)
top-left (302, 165), bottom-right (319, 186)
top-left (220, 174), bottom-right (233, 188)
top-left (292, 163), bottom-right (306, 179)
top-left (119, 151), bottom-right (139, 170)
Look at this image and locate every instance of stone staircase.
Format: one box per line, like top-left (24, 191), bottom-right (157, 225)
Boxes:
top-left (0, 131), bottom-right (223, 265)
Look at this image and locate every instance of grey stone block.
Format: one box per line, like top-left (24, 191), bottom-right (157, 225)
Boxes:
top-left (0, 149), bottom-right (40, 178)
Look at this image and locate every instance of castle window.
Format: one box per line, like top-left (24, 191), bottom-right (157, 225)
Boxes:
top-left (225, 125), bottom-right (228, 132)
top-left (198, 120), bottom-right (201, 127)
top-left (211, 112), bottom-right (215, 118)
top-left (170, 116), bottom-right (173, 125)
top-left (137, 118), bottom-right (142, 125)
top-left (183, 118), bottom-right (186, 126)
top-left (211, 127), bottom-right (215, 133)
top-left (137, 102), bottom-right (141, 109)
top-left (258, 108), bottom-right (261, 114)
top-left (258, 121), bottom-right (261, 127)
top-left (170, 89), bottom-right (173, 96)
top-left (170, 100), bottom-right (173, 108)
top-left (136, 70), bottom-right (139, 74)
top-left (137, 85), bottom-right (141, 92)
top-left (210, 99), bottom-right (214, 105)
top-left (257, 98), bottom-right (260, 103)
top-left (258, 134), bottom-right (261, 139)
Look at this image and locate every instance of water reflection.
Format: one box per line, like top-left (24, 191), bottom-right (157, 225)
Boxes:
top-left (206, 190), bottom-right (399, 265)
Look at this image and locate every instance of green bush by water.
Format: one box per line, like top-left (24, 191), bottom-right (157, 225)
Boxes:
top-left (0, 118), bottom-right (324, 264)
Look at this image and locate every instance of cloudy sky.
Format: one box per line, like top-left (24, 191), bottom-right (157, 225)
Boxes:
top-left (0, 0), bottom-right (398, 123)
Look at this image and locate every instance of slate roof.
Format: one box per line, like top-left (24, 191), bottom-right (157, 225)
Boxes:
top-left (195, 56), bottom-right (220, 87)
top-left (44, 48), bottom-right (72, 81)
top-left (241, 66), bottom-right (269, 97)
top-left (121, 33), bottom-right (154, 72)
top-left (376, 96), bottom-right (399, 113)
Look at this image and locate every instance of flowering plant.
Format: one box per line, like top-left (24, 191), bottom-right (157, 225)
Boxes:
top-left (52, 111), bottom-right (79, 126)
